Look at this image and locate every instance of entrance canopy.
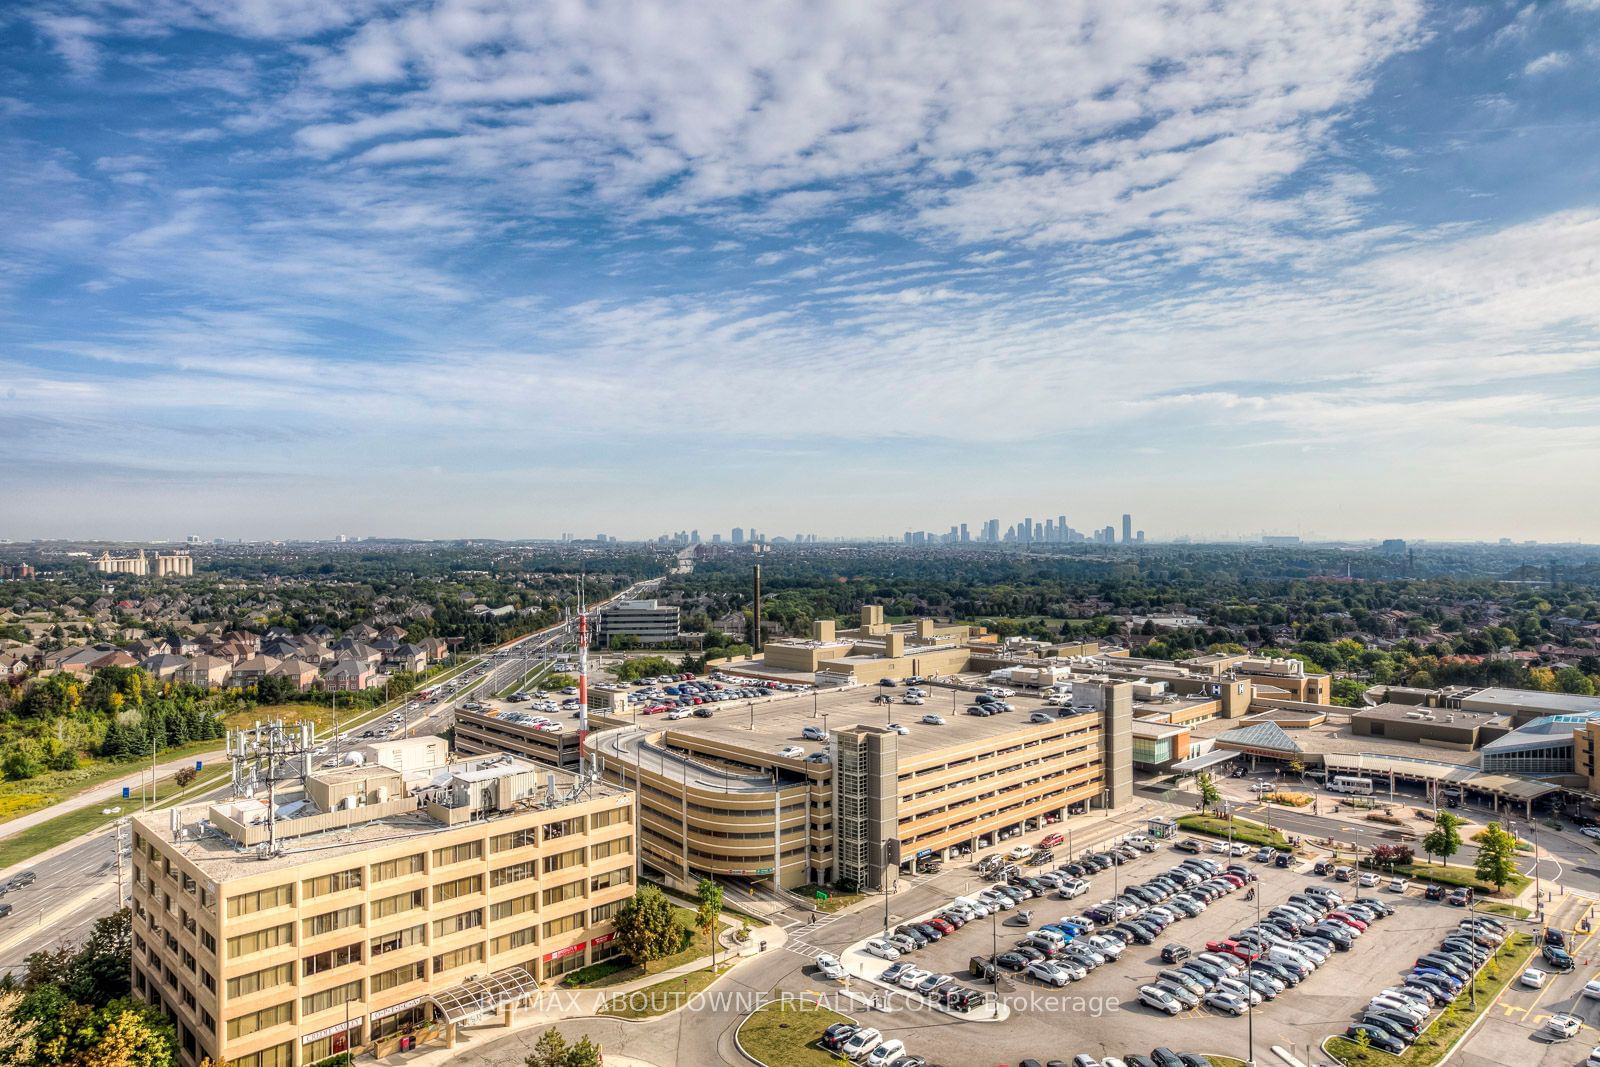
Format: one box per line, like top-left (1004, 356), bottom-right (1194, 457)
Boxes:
top-left (426, 966), bottom-right (539, 1024)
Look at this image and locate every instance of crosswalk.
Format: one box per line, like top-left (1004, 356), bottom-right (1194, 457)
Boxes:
top-left (785, 912), bottom-right (846, 958)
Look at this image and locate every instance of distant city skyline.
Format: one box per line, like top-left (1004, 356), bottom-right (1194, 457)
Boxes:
top-left (3, 2), bottom-right (1599, 541)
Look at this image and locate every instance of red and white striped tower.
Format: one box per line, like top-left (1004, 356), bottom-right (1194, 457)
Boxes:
top-left (577, 578), bottom-right (589, 760)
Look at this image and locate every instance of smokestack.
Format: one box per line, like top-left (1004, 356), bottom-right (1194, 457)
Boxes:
top-left (752, 564), bottom-right (762, 654)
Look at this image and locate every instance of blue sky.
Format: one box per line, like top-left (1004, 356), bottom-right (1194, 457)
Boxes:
top-left (4, 0), bottom-right (1599, 542)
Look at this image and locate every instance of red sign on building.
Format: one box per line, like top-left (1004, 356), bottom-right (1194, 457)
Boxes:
top-left (544, 942), bottom-right (584, 963)
top-left (590, 932), bottom-right (616, 948)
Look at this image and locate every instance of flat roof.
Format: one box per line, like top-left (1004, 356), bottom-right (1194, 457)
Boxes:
top-left (138, 764), bottom-right (624, 882)
top-left (1321, 752), bottom-right (1557, 801)
top-left (1352, 702), bottom-right (1501, 725)
top-left (1131, 719), bottom-right (1190, 740)
top-left (1189, 715), bottom-right (1484, 767)
top-left (616, 683), bottom-right (1089, 765)
top-left (1463, 688), bottom-right (1600, 715)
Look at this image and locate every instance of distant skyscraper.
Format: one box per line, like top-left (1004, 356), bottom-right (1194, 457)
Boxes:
top-left (1136, 530), bottom-right (1145, 544)
top-left (960, 523), bottom-right (969, 543)
top-left (691, 529), bottom-right (700, 543)
top-left (1122, 514), bottom-right (1132, 544)
top-left (732, 527), bottom-right (745, 545)
top-left (711, 533), bottom-right (722, 543)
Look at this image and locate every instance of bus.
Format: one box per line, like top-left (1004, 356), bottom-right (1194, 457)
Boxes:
top-left (1329, 775), bottom-right (1375, 796)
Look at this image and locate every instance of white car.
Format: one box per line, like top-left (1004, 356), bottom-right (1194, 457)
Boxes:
top-left (920, 713), bottom-right (945, 725)
top-left (1582, 827), bottom-right (1600, 841)
top-left (885, 722), bottom-right (910, 734)
top-left (1588, 1047), bottom-right (1600, 1067)
top-left (778, 746), bottom-right (804, 759)
top-left (1210, 840), bottom-right (1230, 854)
top-left (864, 939), bottom-right (900, 961)
top-left (666, 709), bottom-right (690, 719)
top-left (815, 953), bottom-right (846, 980)
top-left (1009, 844), bottom-right (1034, 860)
top-left (1058, 878), bottom-right (1090, 899)
top-left (865, 1039), bottom-right (906, 1066)
top-left (841, 1027), bottom-right (883, 1058)
top-left (896, 966), bottom-right (930, 990)
top-left (1387, 878), bottom-right (1409, 893)
top-left (1547, 1013), bottom-right (1584, 1040)
top-left (902, 695), bottom-right (925, 705)
top-left (1028, 960), bottom-right (1077, 986)
top-left (1138, 984), bottom-right (1183, 1015)
top-left (1521, 967), bottom-right (1548, 989)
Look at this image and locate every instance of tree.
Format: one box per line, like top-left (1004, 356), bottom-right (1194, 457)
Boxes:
top-left (612, 885), bottom-right (680, 974)
top-left (1287, 757), bottom-right (1306, 781)
top-left (695, 877), bottom-right (724, 971)
top-left (1195, 772), bottom-right (1221, 814)
top-left (1474, 821), bottom-right (1519, 893)
top-left (1421, 810), bottom-right (1462, 866)
top-left (173, 766), bottom-right (197, 789)
top-left (525, 1028), bottom-right (602, 1067)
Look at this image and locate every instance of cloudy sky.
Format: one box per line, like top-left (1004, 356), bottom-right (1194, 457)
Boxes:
top-left (4, 0), bottom-right (1599, 543)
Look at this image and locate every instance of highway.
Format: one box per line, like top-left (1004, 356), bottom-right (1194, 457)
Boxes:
top-left (0, 574), bottom-right (663, 976)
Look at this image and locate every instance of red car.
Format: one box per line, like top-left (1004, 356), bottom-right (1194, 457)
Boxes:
top-left (1207, 939), bottom-right (1241, 955)
top-left (1219, 874), bottom-right (1245, 888)
top-left (642, 704), bottom-right (667, 715)
top-left (1328, 912), bottom-right (1368, 932)
top-left (1039, 832), bottom-right (1065, 849)
top-left (927, 916), bottom-right (956, 934)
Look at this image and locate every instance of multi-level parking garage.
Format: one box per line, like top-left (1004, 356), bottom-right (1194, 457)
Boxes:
top-left (481, 676), bottom-right (1135, 893)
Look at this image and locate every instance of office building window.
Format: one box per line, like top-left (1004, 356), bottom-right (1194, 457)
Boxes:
top-left (432, 943), bottom-right (484, 973)
top-left (490, 924), bottom-right (539, 955)
top-left (303, 905), bottom-right (362, 939)
top-left (491, 859), bottom-right (537, 888)
top-left (542, 913), bottom-right (582, 939)
top-left (303, 868), bottom-right (363, 898)
top-left (542, 879), bottom-right (584, 908)
top-left (544, 816), bottom-right (586, 841)
top-left (589, 867), bottom-right (631, 893)
top-left (227, 884), bottom-right (294, 918)
top-left (232, 1041), bottom-right (292, 1067)
top-left (433, 909), bottom-right (484, 938)
top-left (490, 827), bottom-right (539, 854)
top-left (302, 942), bottom-right (362, 977)
top-left (372, 889), bottom-right (425, 919)
top-left (591, 806), bottom-right (631, 829)
top-left (301, 979), bottom-right (362, 1017)
top-left (590, 837), bottom-right (631, 861)
top-left (590, 899), bottom-right (624, 925)
top-left (434, 874), bottom-right (482, 903)
top-left (491, 892), bottom-right (538, 922)
top-left (370, 923), bottom-right (426, 957)
top-left (545, 950), bottom-right (586, 979)
top-left (432, 841), bottom-right (482, 867)
top-left (371, 960), bottom-right (426, 994)
top-left (226, 1001), bottom-right (292, 1040)
top-left (370, 853), bottom-right (425, 882)
top-left (542, 847), bottom-right (585, 875)
top-left (304, 1027), bottom-right (364, 1065)
top-left (227, 962), bottom-right (294, 999)
top-left (227, 923), bottom-right (293, 960)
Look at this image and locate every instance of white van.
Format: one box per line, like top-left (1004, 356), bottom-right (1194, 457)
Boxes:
top-left (1267, 946), bottom-right (1314, 975)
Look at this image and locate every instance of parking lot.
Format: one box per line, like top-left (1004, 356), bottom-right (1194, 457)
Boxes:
top-left (834, 837), bottom-right (1498, 1065)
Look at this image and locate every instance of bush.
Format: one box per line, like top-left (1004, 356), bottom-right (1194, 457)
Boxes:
top-left (3, 747), bottom-right (41, 781)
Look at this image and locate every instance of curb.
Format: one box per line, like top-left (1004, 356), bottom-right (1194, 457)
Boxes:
top-left (732, 999), bottom-right (859, 1067)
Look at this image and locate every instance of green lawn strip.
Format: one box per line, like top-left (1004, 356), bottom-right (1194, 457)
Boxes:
top-left (0, 738), bottom-right (224, 826)
top-left (1476, 901), bottom-right (1532, 920)
top-left (1324, 933), bottom-right (1536, 1067)
top-left (597, 964), bottom-right (729, 1018)
top-left (1354, 857), bottom-right (1530, 898)
top-left (1176, 814), bottom-right (1290, 850)
top-left (0, 762), bottom-right (231, 871)
top-left (797, 883), bottom-right (864, 913)
top-left (1205, 1058), bottom-right (1248, 1067)
top-left (736, 1000), bottom-right (856, 1066)
top-left (562, 907), bottom-right (717, 989)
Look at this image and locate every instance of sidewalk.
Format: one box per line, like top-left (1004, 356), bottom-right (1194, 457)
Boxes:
top-left (369, 916), bottom-right (788, 1067)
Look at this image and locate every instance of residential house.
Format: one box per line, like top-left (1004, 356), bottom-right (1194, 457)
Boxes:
top-left (178, 654), bottom-right (232, 689)
top-left (267, 656), bottom-right (319, 691)
top-left (322, 658), bottom-right (377, 691)
top-left (384, 643), bottom-right (427, 674)
top-left (379, 624), bottom-right (408, 640)
top-left (346, 622), bottom-right (379, 641)
top-left (229, 654), bottom-right (281, 687)
top-left (140, 653), bottom-right (190, 680)
top-left (418, 636), bottom-right (448, 662)
top-left (88, 649), bottom-right (138, 670)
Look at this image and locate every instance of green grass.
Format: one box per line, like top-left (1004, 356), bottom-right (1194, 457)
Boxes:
top-left (598, 964), bottom-right (727, 1018)
top-left (1476, 901), bottom-right (1532, 920)
top-left (0, 737), bottom-right (224, 826)
top-left (1177, 814), bottom-right (1290, 850)
top-left (0, 760), bottom-right (231, 870)
top-left (561, 907), bottom-right (718, 989)
top-left (797, 883), bottom-right (864, 913)
top-left (1325, 933), bottom-right (1535, 1067)
top-left (1358, 858), bottom-right (1531, 898)
top-left (1206, 1058), bottom-right (1248, 1067)
top-left (736, 1001), bottom-right (856, 1067)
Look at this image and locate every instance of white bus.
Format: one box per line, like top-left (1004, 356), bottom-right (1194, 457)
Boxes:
top-left (1329, 775), bottom-right (1375, 796)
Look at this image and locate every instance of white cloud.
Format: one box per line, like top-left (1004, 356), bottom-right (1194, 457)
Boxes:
top-left (1524, 51), bottom-right (1570, 75)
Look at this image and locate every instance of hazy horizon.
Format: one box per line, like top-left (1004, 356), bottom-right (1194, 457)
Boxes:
top-left (5, 1), bottom-right (1600, 541)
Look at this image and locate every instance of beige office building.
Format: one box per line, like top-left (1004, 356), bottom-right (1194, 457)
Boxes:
top-left (130, 752), bottom-right (635, 1067)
